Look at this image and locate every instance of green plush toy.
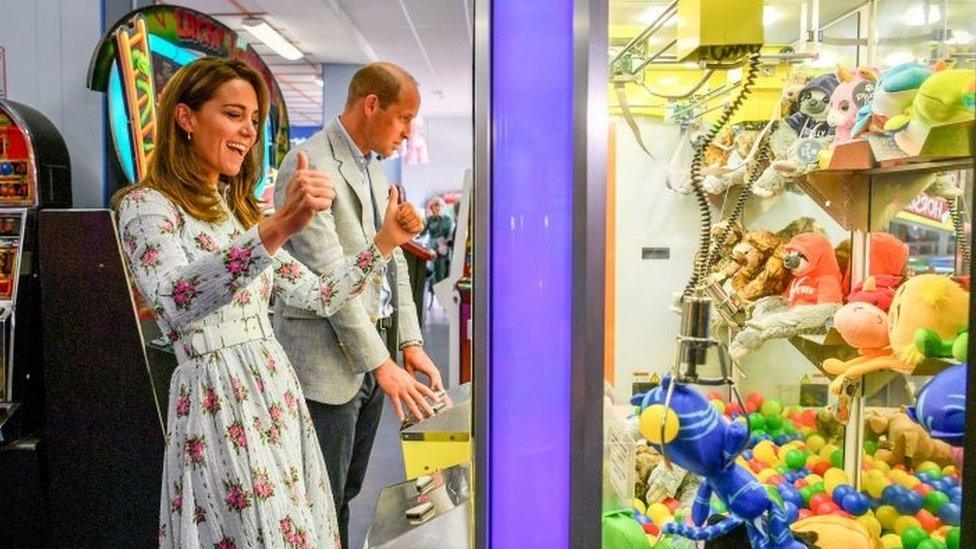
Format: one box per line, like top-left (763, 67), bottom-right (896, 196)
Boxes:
top-left (886, 68), bottom-right (976, 156)
top-left (602, 510), bottom-right (652, 549)
top-left (915, 327), bottom-right (968, 362)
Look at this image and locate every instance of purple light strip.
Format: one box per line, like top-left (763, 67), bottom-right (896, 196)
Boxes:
top-left (491, 0), bottom-right (573, 546)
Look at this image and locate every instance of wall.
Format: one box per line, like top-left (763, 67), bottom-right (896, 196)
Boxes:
top-left (611, 115), bottom-right (848, 402)
top-left (402, 116), bottom-right (471, 208)
top-left (0, 0), bottom-right (105, 207)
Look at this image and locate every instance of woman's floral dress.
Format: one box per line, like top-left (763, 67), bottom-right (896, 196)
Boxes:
top-left (117, 188), bottom-right (384, 549)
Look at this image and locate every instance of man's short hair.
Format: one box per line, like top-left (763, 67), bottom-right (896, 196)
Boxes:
top-left (346, 62), bottom-right (418, 109)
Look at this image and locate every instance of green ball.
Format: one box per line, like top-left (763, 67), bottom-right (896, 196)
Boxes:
top-left (810, 482), bottom-right (825, 494)
top-left (926, 469), bottom-right (944, 481)
top-left (783, 424), bottom-right (797, 435)
top-left (776, 465), bottom-right (790, 475)
top-left (799, 486), bottom-right (814, 506)
top-left (769, 428), bottom-right (785, 439)
top-left (917, 539), bottom-right (946, 549)
top-left (946, 527), bottom-right (960, 549)
top-left (923, 491), bottom-right (951, 514)
top-left (831, 449), bottom-right (843, 468)
top-left (749, 413), bottom-right (766, 431)
top-left (863, 440), bottom-right (879, 455)
top-left (710, 496), bottom-right (727, 514)
top-left (765, 414), bottom-right (785, 431)
top-left (752, 429), bottom-right (767, 439)
top-left (785, 449), bottom-right (807, 470)
top-left (761, 399), bottom-right (783, 417)
top-left (902, 526), bottom-right (929, 549)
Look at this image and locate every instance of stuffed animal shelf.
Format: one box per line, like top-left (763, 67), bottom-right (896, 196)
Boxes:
top-left (730, 233), bottom-right (843, 361)
top-left (851, 62), bottom-right (933, 138)
top-left (752, 73), bottom-right (839, 198)
top-left (631, 378), bottom-right (806, 548)
top-left (826, 274), bottom-right (969, 394)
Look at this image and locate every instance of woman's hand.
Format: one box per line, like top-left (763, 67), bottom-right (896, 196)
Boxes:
top-left (373, 186), bottom-right (424, 257)
top-left (259, 151), bottom-right (335, 254)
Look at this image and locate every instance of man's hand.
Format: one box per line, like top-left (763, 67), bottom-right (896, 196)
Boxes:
top-left (374, 359), bottom-right (437, 422)
top-left (402, 346), bottom-right (444, 392)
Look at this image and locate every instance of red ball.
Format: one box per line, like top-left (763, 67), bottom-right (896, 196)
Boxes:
top-left (798, 509), bottom-right (814, 520)
top-left (915, 509), bottom-right (941, 532)
top-left (726, 403), bottom-right (742, 416)
top-left (914, 483), bottom-right (935, 496)
top-left (750, 460), bottom-right (764, 473)
top-left (768, 475), bottom-right (785, 486)
top-left (811, 461), bottom-right (832, 476)
top-left (745, 401), bottom-right (758, 414)
top-left (663, 498), bottom-right (681, 513)
top-left (707, 391), bottom-right (725, 402)
top-left (643, 522), bottom-right (659, 535)
top-left (816, 501), bottom-right (840, 515)
top-left (809, 494), bottom-right (831, 510)
top-left (794, 479), bottom-right (809, 489)
top-left (801, 409), bottom-right (817, 425)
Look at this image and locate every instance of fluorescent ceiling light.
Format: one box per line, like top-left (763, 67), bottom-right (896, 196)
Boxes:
top-left (904, 4), bottom-right (941, 26)
top-left (242, 18), bottom-right (303, 60)
top-left (884, 50), bottom-right (917, 67)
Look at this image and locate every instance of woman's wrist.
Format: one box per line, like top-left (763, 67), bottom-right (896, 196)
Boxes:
top-left (258, 215), bottom-right (289, 255)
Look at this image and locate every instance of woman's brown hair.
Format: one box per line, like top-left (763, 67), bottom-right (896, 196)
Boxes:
top-left (113, 57), bottom-right (270, 228)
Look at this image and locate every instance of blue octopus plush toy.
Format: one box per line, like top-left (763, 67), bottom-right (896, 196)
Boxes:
top-left (632, 377), bottom-right (806, 549)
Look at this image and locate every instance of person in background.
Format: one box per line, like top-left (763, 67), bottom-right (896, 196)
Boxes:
top-left (273, 61), bottom-right (444, 549)
top-left (113, 57), bottom-right (423, 548)
top-left (422, 196), bottom-right (455, 287)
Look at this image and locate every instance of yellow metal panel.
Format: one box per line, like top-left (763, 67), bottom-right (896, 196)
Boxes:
top-left (676, 0), bottom-right (763, 62)
top-left (401, 439), bottom-right (471, 479)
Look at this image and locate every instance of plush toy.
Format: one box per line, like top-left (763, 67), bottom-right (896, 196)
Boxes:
top-left (866, 410), bottom-right (957, 469)
top-left (815, 409), bottom-right (846, 446)
top-left (852, 62), bottom-right (933, 137)
top-left (703, 126), bottom-right (762, 195)
top-left (709, 220), bottom-right (745, 276)
top-left (726, 230), bottom-right (791, 302)
top-left (842, 232), bottom-right (909, 304)
top-left (780, 72), bottom-right (814, 119)
top-left (635, 445), bottom-right (662, 505)
top-left (826, 66), bottom-right (879, 145)
top-left (789, 515), bottom-right (883, 549)
top-left (730, 233), bottom-right (843, 360)
top-left (886, 68), bottom-right (976, 156)
top-left (753, 74), bottom-right (840, 198)
top-left (602, 509), bottom-right (653, 549)
top-left (631, 378), bottom-right (805, 548)
top-left (907, 363), bottom-right (967, 446)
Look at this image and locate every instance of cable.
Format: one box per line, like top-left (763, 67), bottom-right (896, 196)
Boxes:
top-left (951, 196), bottom-right (971, 265)
top-left (681, 48), bottom-right (762, 299)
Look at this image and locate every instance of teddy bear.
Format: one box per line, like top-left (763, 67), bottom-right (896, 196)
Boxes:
top-left (729, 233), bottom-right (844, 360)
top-left (634, 444), bottom-right (661, 505)
top-left (702, 126), bottom-right (761, 195)
top-left (726, 230), bottom-right (791, 302)
top-left (866, 410), bottom-right (958, 469)
top-left (752, 73), bottom-right (840, 198)
top-left (708, 219), bottom-right (745, 276)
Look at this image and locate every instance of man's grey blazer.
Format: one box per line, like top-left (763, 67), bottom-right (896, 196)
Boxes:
top-left (272, 119), bottom-right (423, 405)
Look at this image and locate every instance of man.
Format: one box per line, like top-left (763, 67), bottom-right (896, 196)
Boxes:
top-left (273, 62), bottom-right (443, 549)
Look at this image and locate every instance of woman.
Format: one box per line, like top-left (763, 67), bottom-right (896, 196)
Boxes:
top-left (114, 57), bottom-right (423, 548)
top-left (421, 197), bottom-right (454, 285)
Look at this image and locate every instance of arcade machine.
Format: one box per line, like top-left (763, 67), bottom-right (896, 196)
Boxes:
top-left (434, 169), bottom-right (473, 387)
top-left (0, 98), bottom-right (71, 546)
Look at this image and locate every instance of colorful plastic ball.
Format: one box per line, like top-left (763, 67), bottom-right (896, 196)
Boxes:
top-left (810, 482), bottom-right (826, 495)
top-left (916, 540), bottom-right (946, 549)
top-left (799, 487), bottom-right (814, 507)
top-left (785, 449), bottom-right (806, 470)
top-left (754, 440), bottom-right (779, 466)
top-left (710, 497), bottom-right (727, 514)
top-left (805, 474), bottom-right (824, 487)
top-left (0, 163), bottom-right (12, 176)
top-left (748, 413), bottom-right (766, 431)
top-left (937, 503), bottom-right (960, 526)
top-left (647, 502), bottom-right (672, 525)
top-left (830, 449), bottom-right (843, 468)
top-left (946, 527), bottom-right (960, 549)
top-left (760, 399), bottom-right (783, 417)
top-left (798, 508), bottom-right (814, 521)
top-left (774, 434), bottom-right (791, 445)
top-left (806, 434), bottom-right (826, 452)
top-left (915, 509), bottom-right (941, 532)
top-left (882, 485), bottom-right (904, 505)
top-left (897, 491), bottom-right (925, 515)
top-left (662, 498), bottom-right (682, 514)
top-left (765, 485), bottom-right (784, 507)
top-left (765, 413), bottom-right (784, 431)
top-left (900, 475), bottom-right (921, 490)
top-left (706, 391), bottom-right (725, 402)
top-left (809, 493), bottom-right (831, 511)
top-left (923, 491), bottom-right (950, 514)
top-left (916, 461), bottom-right (941, 474)
top-left (895, 515), bottom-right (924, 535)
top-left (915, 483), bottom-right (935, 497)
top-left (746, 392), bottom-right (764, 407)
top-left (819, 444), bottom-right (839, 460)
top-left (876, 505), bottom-right (900, 530)
top-left (857, 513), bottom-right (882, 539)
top-left (843, 492), bottom-right (870, 516)
top-left (832, 484), bottom-right (855, 505)
top-left (641, 522), bottom-right (656, 535)
top-left (725, 402), bottom-right (742, 417)
top-left (816, 501), bottom-right (840, 515)
top-left (901, 526), bottom-right (930, 549)
top-left (864, 440), bottom-right (879, 455)
top-left (639, 405), bottom-right (680, 444)
top-left (881, 533), bottom-right (903, 548)
top-left (926, 469), bottom-right (944, 481)
top-left (768, 475), bottom-right (786, 486)
top-left (745, 401), bottom-right (758, 414)
top-left (709, 399), bottom-right (726, 415)
top-left (823, 468), bottom-right (850, 494)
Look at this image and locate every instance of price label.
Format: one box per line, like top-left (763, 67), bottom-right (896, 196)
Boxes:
top-left (852, 81), bottom-right (875, 109)
top-left (797, 138), bottom-right (822, 165)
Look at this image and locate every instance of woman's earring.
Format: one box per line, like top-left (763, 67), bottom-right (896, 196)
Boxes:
top-left (187, 131), bottom-right (193, 141)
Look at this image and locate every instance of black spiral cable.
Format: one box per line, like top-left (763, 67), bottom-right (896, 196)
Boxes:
top-left (951, 197), bottom-right (971, 265)
top-left (706, 133), bottom-right (772, 270)
top-left (681, 48), bottom-right (763, 299)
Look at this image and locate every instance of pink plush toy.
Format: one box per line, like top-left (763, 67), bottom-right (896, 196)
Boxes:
top-left (826, 66), bottom-right (879, 145)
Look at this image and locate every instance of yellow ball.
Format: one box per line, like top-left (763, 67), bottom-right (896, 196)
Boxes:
top-left (823, 468), bottom-right (850, 494)
top-left (943, 465), bottom-right (957, 477)
top-left (640, 405), bottom-right (680, 445)
top-left (806, 434), bottom-right (826, 452)
top-left (880, 533), bottom-right (902, 548)
top-left (757, 468), bottom-right (778, 483)
top-left (865, 471), bottom-right (889, 499)
top-left (710, 399), bottom-right (726, 415)
top-left (898, 475), bottom-right (920, 489)
top-left (857, 513), bottom-right (882, 539)
top-left (893, 515), bottom-right (922, 535)
top-left (634, 499), bottom-right (646, 515)
top-left (754, 440), bottom-right (779, 466)
top-left (876, 505), bottom-right (900, 530)
top-left (647, 502), bottom-right (672, 525)
top-left (820, 444), bottom-right (839, 460)
top-left (805, 474), bottom-right (824, 488)
top-left (916, 461), bottom-right (940, 474)
top-left (873, 460), bottom-right (891, 473)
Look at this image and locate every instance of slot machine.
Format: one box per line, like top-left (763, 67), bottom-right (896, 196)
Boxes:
top-left (0, 97), bottom-right (71, 545)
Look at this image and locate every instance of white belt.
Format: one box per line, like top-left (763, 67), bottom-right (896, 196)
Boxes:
top-left (172, 315), bottom-right (273, 363)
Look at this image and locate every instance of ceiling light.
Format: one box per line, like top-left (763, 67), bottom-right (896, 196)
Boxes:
top-left (640, 5), bottom-right (675, 27)
top-left (949, 29), bottom-right (973, 45)
top-left (241, 18), bottom-right (303, 60)
top-left (314, 77), bottom-right (324, 87)
top-left (884, 51), bottom-right (917, 67)
top-left (904, 4), bottom-right (941, 26)
top-left (763, 6), bottom-right (782, 26)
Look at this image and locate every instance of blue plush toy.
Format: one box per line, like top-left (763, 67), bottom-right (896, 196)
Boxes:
top-left (631, 377), bottom-right (805, 549)
top-left (907, 363), bottom-right (967, 446)
top-left (851, 62), bottom-right (932, 137)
